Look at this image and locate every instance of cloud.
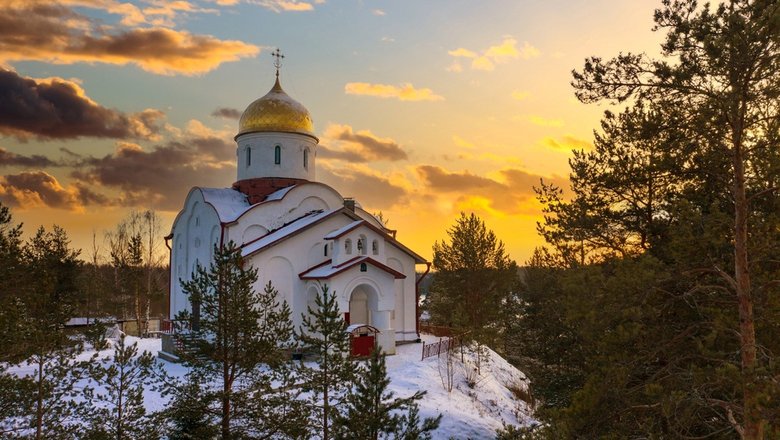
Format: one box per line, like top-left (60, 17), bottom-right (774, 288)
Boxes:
top-left (528, 115), bottom-right (564, 127)
top-left (416, 165), bottom-right (567, 215)
top-left (64, 121), bottom-right (237, 210)
top-left (372, 9), bottom-right (386, 16)
top-left (344, 82), bottom-right (444, 102)
top-left (319, 164), bottom-right (408, 210)
top-left (0, 147), bottom-right (62, 168)
top-left (543, 135), bottom-right (593, 151)
top-left (0, 4), bottom-right (259, 75)
top-left (448, 37), bottom-right (539, 72)
top-left (319, 124), bottom-right (407, 162)
top-left (511, 90), bottom-right (530, 101)
top-left (211, 107), bottom-right (242, 119)
top-left (0, 170), bottom-right (109, 210)
top-left (0, 70), bottom-right (165, 140)
top-left (249, 0), bottom-right (316, 12)
top-left (452, 135), bottom-right (475, 149)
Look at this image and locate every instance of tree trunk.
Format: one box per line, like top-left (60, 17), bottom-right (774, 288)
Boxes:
top-left (733, 143), bottom-right (762, 440)
top-left (35, 355), bottom-right (43, 439)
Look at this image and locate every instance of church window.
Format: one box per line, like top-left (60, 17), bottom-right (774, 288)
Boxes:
top-left (357, 238), bottom-right (364, 253)
top-left (274, 145), bottom-right (281, 164)
top-left (372, 240), bottom-right (379, 255)
top-left (358, 235), bottom-right (367, 255)
top-left (345, 239), bottom-right (352, 255)
top-left (246, 147), bottom-right (251, 167)
top-left (360, 263), bottom-right (367, 272)
top-left (304, 148), bottom-right (309, 170)
top-left (324, 244), bottom-right (328, 257)
top-left (195, 217), bottom-right (200, 227)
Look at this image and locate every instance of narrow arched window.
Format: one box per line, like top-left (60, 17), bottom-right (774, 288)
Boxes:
top-left (372, 240), bottom-right (379, 255)
top-left (360, 262), bottom-right (367, 272)
top-left (345, 239), bottom-right (352, 255)
top-left (246, 147), bottom-right (251, 167)
top-left (324, 244), bottom-right (329, 257)
top-left (303, 148), bottom-right (309, 170)
top-left (274, 145), bottom-right (281, 164)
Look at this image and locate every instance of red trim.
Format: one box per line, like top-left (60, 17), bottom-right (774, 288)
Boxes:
top-left (323, 219), bottom-right (427, 264)
top-left (299, 256), bottom-right (406, 280)
top-left (415, 262), bottom-right (432, 338)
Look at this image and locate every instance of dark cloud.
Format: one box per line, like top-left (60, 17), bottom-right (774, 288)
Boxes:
top-left (0, 170), bottom-right (110, 210)
top-left (69, 140), bottom-right (235, 211)
top-left (0, 147), bottom-right (61, 168)
top-left (0, 70), bottom-right (163, 140)
top-left (416, 165), bottom-right (568, 215)
top-left (211, 107), bottom-right (241, 120)
top-left (320, 124), bottom-right (407, 163)
top-left (0, 4), bottom-right (258, 76)
top-left (319, 166), bottom-right (407, 209)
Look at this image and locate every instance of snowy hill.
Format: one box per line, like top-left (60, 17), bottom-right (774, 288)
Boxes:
top-left (7, 334), bottom-right (535, 439)
top-left (386, 334), bottom-right (535, 438)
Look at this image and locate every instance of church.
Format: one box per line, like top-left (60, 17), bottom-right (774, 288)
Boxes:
top-left (166, 55), bottom-right (428, 354)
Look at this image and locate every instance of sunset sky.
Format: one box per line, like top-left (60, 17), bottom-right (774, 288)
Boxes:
top-left (0, 0), bottom-right (664, 264)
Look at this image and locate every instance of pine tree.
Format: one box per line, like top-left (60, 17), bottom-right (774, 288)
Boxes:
top-left (177, 242), bottom-right (297, 439)
top-left (334, 349), bottom-right (440, 440)
top-left (297, 284), bottom-right (355, 440)
top-left (426, 212), bottom-right (517, 368)
top-left (86, 334), bottom-right (165, 440)
top-left (166, 372), bottom-right (218, 440)
top-left (571, 1), bottom-right (780, 437)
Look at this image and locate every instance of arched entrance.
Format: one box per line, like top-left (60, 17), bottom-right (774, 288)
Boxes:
top-left (348, 284), bottom-right (379, 326)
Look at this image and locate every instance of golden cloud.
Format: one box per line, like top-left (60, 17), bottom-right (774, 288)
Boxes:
top-left (511, 90), bottom-right (530, 101)
top-left (543, 135), bottom-right (593, 151)
top-left (344, 82), bottom-right (444, 102)
top-left (528, 115), bottom-right (564, 127)
top-left (448, 37), bottom-right (539, 72)
top-left (0, 171), bottom-right (109, 211)
top-left (320, 124), bottom-right (408, 162)
top-left (416, 165), bottom-right (568, 216)
top-left (0, 4), bottom-right (259, 75)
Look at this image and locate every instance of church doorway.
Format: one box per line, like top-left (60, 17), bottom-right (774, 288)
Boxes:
top-left (348, 284), bottom-right (377, 326)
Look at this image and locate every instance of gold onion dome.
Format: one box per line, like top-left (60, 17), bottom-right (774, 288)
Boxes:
top-left (237, 77), bottom-right (316, 139)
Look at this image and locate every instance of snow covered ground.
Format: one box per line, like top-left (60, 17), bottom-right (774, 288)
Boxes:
top-left (7, 333), bottom-right (535, 439)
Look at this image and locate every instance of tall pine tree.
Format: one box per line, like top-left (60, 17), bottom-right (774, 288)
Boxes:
top-left (297, 284), bottom-right (355, 440)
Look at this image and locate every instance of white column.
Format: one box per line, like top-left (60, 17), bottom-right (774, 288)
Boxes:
top-left (373, 310), bottom-right (396, 355)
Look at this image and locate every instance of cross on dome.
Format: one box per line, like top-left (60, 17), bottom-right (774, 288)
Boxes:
top-left (271, 48), bottom-right (284, 78)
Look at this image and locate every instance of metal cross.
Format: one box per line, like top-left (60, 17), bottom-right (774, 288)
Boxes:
top-left (271, 48), bottom-right (284, 78)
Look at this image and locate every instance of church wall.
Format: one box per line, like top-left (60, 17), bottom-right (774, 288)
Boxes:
top-left (385, 245), bottom-right (419, 341)
top-left (244, 214), bottom-right (348, 329)
top-left (169, 189), bottom-right (222, 318)
top-left (236, 132), bottom-right (317, 182)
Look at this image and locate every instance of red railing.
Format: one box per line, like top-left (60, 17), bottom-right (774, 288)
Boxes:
top-left (421, 336), bottom-right (460, 361)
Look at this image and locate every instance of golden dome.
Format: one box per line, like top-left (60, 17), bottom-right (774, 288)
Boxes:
top-left (236, 77), bottom-right (316, 140)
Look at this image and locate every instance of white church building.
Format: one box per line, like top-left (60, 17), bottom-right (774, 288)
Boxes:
top-left (165, 66), bottom-right (428, 354)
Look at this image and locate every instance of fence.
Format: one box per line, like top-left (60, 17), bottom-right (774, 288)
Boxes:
top-left (421, 336), bottom-right (462, 361)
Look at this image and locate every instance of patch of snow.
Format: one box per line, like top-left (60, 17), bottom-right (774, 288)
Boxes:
top-left (323, 219), bottom-right (363, 240)
top-left (4, 334), bottom-right (534, 439)
top-left (200, 187), bottom-right (250, 223)
top-left (240, 209), bottom-right (338, 257)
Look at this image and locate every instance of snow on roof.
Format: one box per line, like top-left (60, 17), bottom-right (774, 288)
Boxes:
top-left (263, 185), bottom-right (296, 202)
top-left (200, 188), bottom-right (250, 223)
top-left (299, 256), bottom-right (406, 280)
top-left (345, 324), bottom-right (380, 333)
top-left (241, 209), bottom-right (340, 257)
top-left (323, 219), bottom-right (364, 240)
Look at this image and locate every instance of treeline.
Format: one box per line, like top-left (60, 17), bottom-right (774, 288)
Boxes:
top-left (505, 1), bottom-right (780, 438)
top-left (0, 205), bottom-right (169, 339)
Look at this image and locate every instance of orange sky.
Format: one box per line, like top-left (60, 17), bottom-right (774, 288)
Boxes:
top-left (0, 0), bottom-right (665, 264)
